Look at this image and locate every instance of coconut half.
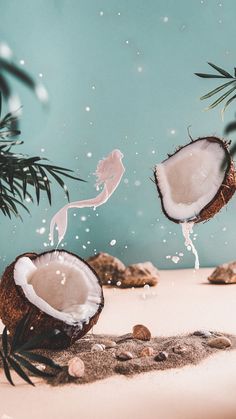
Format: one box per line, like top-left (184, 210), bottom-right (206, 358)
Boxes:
top-left (154, 137), bottom-right (236, 223)
top-left (0, 250), bottom-right (104, 348)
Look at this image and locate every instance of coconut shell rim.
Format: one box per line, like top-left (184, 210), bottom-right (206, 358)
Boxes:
top-left (0, 249), bottom-right (104, 348)
top-left (153, 136), bottom-right (234, 224)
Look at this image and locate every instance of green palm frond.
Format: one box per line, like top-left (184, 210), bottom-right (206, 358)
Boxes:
top-left (195, 63), bottom-right (236, 113)
top-left (0, 43), bottom-right (48, 127)
top-left (0, 94), bottom-right (84, 218)
top-left (0, 314), bottom-right (62, 386)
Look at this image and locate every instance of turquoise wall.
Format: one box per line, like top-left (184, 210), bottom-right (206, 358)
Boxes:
top-left (0, 0), bottom-right (236, 271)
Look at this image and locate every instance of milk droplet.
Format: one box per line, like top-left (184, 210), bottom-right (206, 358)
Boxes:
top-left (171, 256), bottom-right (180, 264)
top-left (110, 239), bottom-right (116, 246)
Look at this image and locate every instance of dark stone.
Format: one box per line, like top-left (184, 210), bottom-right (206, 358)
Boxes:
top-left (154, 351), bottom-right (168, 362)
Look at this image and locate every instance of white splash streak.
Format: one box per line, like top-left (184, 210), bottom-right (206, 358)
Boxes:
top-left (181, 222), bottom-right (199, 270)
top-left (49, 149), bottom-right (125, 246)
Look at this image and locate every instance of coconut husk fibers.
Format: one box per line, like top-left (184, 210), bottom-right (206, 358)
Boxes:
top-left (1, 332), bottom-right (234, 386)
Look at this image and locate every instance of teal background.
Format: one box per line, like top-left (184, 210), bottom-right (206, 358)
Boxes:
top-left (0, 0), bottom-right (235, 272)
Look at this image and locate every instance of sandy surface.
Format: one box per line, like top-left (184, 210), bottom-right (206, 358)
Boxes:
top-left (1, 267), bottom-right (236, 419)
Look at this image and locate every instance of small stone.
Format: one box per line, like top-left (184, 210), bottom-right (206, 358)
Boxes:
top-left (154, 351), bottom-right (168, 362)
top-left (68, 357), bottom-right (85, 378)
top-left (91, 343), bottom-right (105, 352)
top-left (86, 252), bottom-right (125, 286)
top-left (173, 345), bottom-right (187, 355)
top-left (140, 347), bottom-right (154, 357)
top-left (208, 262), bottom-right (236, 284)
top-left (207, 337), bottom-right (232, 349)
top-left (116, 351), bottom-right (133, 361)
top-left (133, 324), bottom-right (151, 341)
top-left (103, 340), bottom-right (117, 348)
top-left (121, 262), bottom-right (159, 288)
top-left (193, 330), bottom-right (212, 338)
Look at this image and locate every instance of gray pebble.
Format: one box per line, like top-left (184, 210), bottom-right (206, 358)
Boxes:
top-left (193, 330), bottom-right (212, 338)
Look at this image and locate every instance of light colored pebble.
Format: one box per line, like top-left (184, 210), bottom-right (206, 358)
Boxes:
top-left (140, 347), bottom-right (154, 357)
top-left (173, 345), bottom-right (188, 355)
top-left (68, 357), bottom-right (85, 378)
top-left (103, 340), bottom-right (117, 348)
top-left (91, 343), bottom-right (105, 352)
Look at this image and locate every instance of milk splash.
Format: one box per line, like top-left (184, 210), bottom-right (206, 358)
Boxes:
top-left (49, 149), bottom-right (125, 246)
top-left (181, 222), bottom-right (199, 270)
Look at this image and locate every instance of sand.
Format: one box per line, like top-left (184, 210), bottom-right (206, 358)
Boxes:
top-left (0, 267), bottom-right (236, 419)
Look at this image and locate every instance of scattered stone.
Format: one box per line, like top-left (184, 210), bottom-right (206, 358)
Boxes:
top-left (207, 336), bottom-right (232, 349)
top-left (173, 345), bottom-right (188, 355)
top-left (208, 261), bottom-right (236, 284)
top-left (154, 351), bottom-right (168, 362)
top-left (86, 253), bottom-right (159, 288)
top-left (103, 340), bottom-right (116, 348)
top-left (116, 351), bottom-right (133, 361)
top-left (68, 357), bottom-right (85, 378)
top-left (121, 262), bottom-right (159, 288)
top-left (193, 330), bottom-right (212, 338)
top-left (86, 253), bottom-right (125, 286)
top-left (132, 324), bottom-right (151, 341)
top-left (91, 343), bottom-right (105, 352)
top-left (140, 347), bottom-right (154, 357)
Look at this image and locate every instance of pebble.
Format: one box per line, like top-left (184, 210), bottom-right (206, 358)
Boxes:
top-left (207, 337), bottom-right (232, 349)
top-left (193, 330), bottom-right (212, 338)
top-left (68, 357), bottom-right (85, 378)
top-left (103, 340), bottom-right (117, 348)
top-left (140, 347), bottom-right (154, 357)
top-left (173, 345), bottom-right (188, 355)
top-left (116, 351), bottom-right (133, 361)
top-left (154, 351), bottom-right (168, 362)
top-left (132, 324), bottom-right (151, 341)
top-left (91, 343), bottom-right (105, 352)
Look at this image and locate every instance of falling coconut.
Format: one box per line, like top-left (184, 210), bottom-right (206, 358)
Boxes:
top-left (154, 137), bottom-right (236, 268)
top-left (0, 250), bottom-right (104, 348)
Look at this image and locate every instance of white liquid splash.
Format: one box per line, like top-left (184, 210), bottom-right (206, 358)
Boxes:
top-left (181, 222), bottom-right (199, 270)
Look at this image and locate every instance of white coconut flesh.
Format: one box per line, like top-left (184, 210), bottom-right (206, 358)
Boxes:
top-left (155, 139), bottom-right (227, 222)
top-left (14, 251), bottom-right (102, 327)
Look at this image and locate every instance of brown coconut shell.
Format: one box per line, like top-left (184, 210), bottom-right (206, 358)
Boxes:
top-left (154, 137), bottom-right (236, 224)
top-left (0, 250), bottom-right (104, 349)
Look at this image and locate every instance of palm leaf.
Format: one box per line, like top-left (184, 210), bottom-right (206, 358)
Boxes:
top-left (207, 85), bottom-right (236, 110)
top-left (13, 354), bottom-right (56, 378)
top-left (19, 351), bottom-right (61, 371)
top-left (222, 93), bottom-right (236, 113)
top-left (37, 166), bottom-right (51, 204)
top-left (0, 58), bottom-right (36, 90)
top-left (195, 73), bottom-right (226, 79)
top-left (200, 80), bottom-right (236, 100)
top-left (0, 73), bottom-right (11, 99)
top-left (7, 356), bottom-right (34, 386)
top-left (18, 329), bottom-right (62, 351)
top-left (207, 62), bottom-right (233, 78)
top-left (0, 351), bottom-right (14, 386)
top-left (1, 327), bottom-right (8, 357)
top-left (11, 312), bottom-right (30, 351)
